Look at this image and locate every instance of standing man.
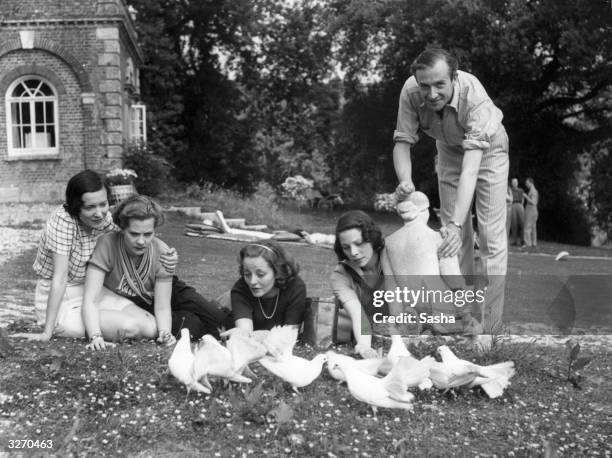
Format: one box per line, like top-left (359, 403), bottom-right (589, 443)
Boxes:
top-left (523, 177), bottom-right (539, 247)
top-left (509, 177), bottom-right (525, 246)
top-left (393, 48), bottom-right (509, 335)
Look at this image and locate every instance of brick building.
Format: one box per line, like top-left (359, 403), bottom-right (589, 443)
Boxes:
top-left (0, 0), bottom-right (145, 202)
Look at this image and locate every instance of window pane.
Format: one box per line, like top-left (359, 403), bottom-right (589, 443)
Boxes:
top-left (23, 126), bottom-right (32, 148)
top-left (25, 79), bottom-right (39, 91)
top-left (21, 103), bottom-right (30, 123)
top-left (12, 126), bottom-right (22, 148)
top-left (11, 103), bottom-right (21, 124)
top-left (47, 126), bottom-right (56, 147)
top-left (40, 82), bottom-right (53, 96)
top-left (35, 101), bottom-right (44, 123)
top-left (45, 102), bottom-right (54, 123)
top-left (12, 82), bottom-right (26, 97)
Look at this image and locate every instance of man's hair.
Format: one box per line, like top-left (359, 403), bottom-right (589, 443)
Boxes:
top-left (526, 177), bottom-right (534, 184)
top-left (410, 48), bottom-right (458, 80)
top-left (64, 170), bottom-right (108, 217)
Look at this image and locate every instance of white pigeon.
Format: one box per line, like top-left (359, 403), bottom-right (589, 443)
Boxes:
top-left (378, 336), bottom-right (411, 375)
top-left (331, 355), bottom-right (416, 417)
top-left (168, 328), bottom-right (212, 395)
top-left (436, 345), bottom-right (515, 398)
top-left (193, 334), bottom-right (253, 387)
top-left (225, 329), bottom-right (268, 375)
top-left (325, 351), bottom-right (384, 382)
top-left (257, 325), bottom-right (327, 392)
top-left (376, 337), bottom-right (433, 389)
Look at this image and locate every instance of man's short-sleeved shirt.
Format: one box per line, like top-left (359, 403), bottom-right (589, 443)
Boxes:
top-left (33, 206), bottom-right (116, 283)
top-left (88, 232), bottom-right (173, 304)
top-left (231, 276), bottom-right (306, 330)
top-left (393, 70), bottom-right (504, 152)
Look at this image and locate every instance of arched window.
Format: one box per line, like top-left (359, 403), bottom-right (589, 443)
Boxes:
top-left (5, 77), bottom-right (59, 157)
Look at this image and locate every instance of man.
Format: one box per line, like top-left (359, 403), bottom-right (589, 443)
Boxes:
top-left (509, 177), bottom-right (525, 246)
top-left (523, 177), bottom-right (539, 247)
top-left (393, 48), bottom-right (509, 334)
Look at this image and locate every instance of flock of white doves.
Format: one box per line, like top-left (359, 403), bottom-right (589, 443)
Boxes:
top-left (168, 326), bottom-right (515, 416)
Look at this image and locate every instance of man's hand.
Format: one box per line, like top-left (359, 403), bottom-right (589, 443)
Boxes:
top-left (160, 248), bottom-right (178, 273)
top-left (395, 180), bottom-right (415, 201)
top-left (438, 223), bottom-right (462, 258)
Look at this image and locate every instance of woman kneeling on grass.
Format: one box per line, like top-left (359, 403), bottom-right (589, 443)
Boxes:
top-left (83, 195), bottom-right (232, 350)
top-left (13, 170), bottom-right (177, 342)
top-left (331, 210), bottom-right (404, 358)
top-left (230, 241), bottom-right (306, 332)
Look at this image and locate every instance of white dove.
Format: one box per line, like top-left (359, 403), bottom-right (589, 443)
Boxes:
top-left (436, 345), bottom-right (515, 398)
top-left (331, 355), bottom-right (417, 417)
top-left (376, 337), bottom-right (434, 390)
top-left (168, 328), bottom-right (212, 396)
top-left (258, 325), bottom-right (327, 392)
top-left (193, 334), bottom-right (253, 388)
top-left (325, 351), bottom-right (384, 382)
top-left (225, 329), bottom-right (268, 376)
top-left (378, 336), bottom-right (411, 375)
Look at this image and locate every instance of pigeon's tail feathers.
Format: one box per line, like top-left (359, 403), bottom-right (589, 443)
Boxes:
top-left (387, 337), bottom-right (411, 363)
top-left (263, 325), bottom-right (298, 359)
top-left (478, 377), bottom-right (511, 398)
top-left (482, 361), bottom-right (516, 380)
top-left (228, 333), bottom-right (267, 372)
top-left (193, 338), bottom-right (232, 380)
top-left (383, 356), bottom-right (417, 400)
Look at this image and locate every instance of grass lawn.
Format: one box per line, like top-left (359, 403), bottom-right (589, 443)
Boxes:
top-left (1, 209), bottom-right (612, 456)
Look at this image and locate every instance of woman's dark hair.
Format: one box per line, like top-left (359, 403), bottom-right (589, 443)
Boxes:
top-left (238, 240), bottom-right (299, 289)
top-left (112, 195), bottom-right (165, 229)
top-left (333, 210), bottom-right (384, 261)
top-left (64, 170), bottom-right (109, 217)
top-left (410, 47), bottom-right (459, 80)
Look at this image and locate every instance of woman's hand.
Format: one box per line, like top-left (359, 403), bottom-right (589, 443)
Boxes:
top-left (11, 331), bottom-right (53, 342)
top-left (86, 334), bottom-right (116, 351)
top-left (160, 248), bottom-right (178, 273)
top-left (354, 341), bottom-right (377, 359)
top-left (157, 329), bottom-right (176, 346)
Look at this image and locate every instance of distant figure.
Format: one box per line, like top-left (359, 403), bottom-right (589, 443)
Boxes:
top-left (506, 185), bottom-right (512, 236)
top-left (523, 177), bottom-right (539, 247)
top-left (509, 178), bottom-right (525, 246)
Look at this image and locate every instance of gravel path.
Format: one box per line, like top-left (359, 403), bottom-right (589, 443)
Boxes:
top-left (0, 203), bottom-right (52, 265)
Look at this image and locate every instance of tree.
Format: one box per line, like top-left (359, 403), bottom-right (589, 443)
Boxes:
top-left (327, 0), bottom-right (612, 242)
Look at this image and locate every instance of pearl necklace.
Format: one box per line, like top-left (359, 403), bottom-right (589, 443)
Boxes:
top-left (257, 290), bottom-right (279, 320)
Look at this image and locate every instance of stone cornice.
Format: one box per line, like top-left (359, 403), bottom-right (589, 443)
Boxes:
top-left (0, 17), bottom-right (143, 66)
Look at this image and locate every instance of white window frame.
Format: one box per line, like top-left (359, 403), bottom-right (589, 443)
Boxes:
top-left (5, 76), bottom-right (59, 158)
top-left (129, 104), bottom-right (146, 144)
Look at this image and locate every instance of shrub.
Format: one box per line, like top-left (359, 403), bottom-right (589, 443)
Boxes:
top-left (123, 142), bottom-right (173, 197)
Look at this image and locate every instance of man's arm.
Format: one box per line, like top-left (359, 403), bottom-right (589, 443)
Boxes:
top-left (438, 149), bottom-right (482, 258)
top-left (393, 142), bottom-right (415, 197)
